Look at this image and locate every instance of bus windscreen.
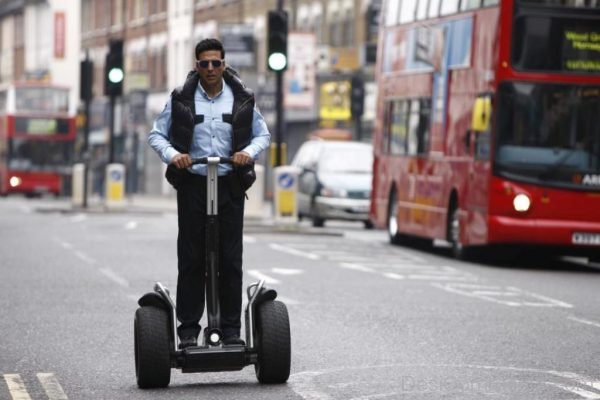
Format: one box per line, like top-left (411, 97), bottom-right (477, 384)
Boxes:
top-left (495, 82), bottom-right (600, 190)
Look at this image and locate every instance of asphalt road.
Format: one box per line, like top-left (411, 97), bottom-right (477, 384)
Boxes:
top-left (1, 196), bottom-right (600, 400)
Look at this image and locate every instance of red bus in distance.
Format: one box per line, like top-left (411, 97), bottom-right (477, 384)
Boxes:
top-left (370, 0), bottom-right (600, 260)
top-left (0, 82), bottom-right (76, 196)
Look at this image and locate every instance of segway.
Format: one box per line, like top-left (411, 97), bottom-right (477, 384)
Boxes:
top-left (134, 157), bottom-right (291, 388)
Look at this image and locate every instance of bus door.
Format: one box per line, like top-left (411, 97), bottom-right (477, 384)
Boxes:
top-left (464, 94), bottom-right (492, 245)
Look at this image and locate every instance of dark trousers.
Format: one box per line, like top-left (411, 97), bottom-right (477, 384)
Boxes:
top-left (176, 173), bottom-right (245, 339)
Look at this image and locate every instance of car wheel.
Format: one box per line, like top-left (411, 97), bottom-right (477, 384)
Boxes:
top-left (310, 201), bottom-right (325, 227)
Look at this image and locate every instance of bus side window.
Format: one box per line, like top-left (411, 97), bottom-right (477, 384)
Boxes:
top-left (0, 91), bottom-right (6, 112)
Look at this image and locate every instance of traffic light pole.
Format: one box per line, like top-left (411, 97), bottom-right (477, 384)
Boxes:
top-left (275, 70), bottom-right (284, 167)
top-left (83, 91), bottom-right (91, 208)
top-left (108, 95), bottom-right (116, 164)
top-left (274, 0), bottom-right (285, 167)
top-left (80, 52), bottom-right (93, 209)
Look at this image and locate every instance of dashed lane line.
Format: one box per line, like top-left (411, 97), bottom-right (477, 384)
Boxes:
top-left (99, 267), bottom-right (130, 288)
top-left (243, 234), bottom-right (257, 243)
top-left (3, 374), bottom-right (31, 400)
top-left (568, 316), bottom-right (600, 329)
top-left (124, 221), bottom-right (138, 230)
top-left (269, 243), bottom-right (320, 260)
top-left (73, 251), bottom-right (96, 265)
top-left (3, 373), bottom-right (68, 400)
top-left (271, 268), bottom-right (303, 275)
top-left (338, 263), bottom-right (376, 273)
top-left (432, 283), bottom-right (573, 308)
top-left (37, 373), bottom-right (68, 400)
top-left (247, 270), bottom-right (281, 285)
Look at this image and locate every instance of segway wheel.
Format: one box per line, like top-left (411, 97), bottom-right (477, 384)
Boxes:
top-left (254, 300), bottom-right (291, 383)
top-left (134, 306), bottom-right (171, 388)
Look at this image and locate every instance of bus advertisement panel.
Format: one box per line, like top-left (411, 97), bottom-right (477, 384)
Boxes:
top-left (0, 83), bottom-right (76, 196)
top-left (370, 0), bottom-right (600, 260)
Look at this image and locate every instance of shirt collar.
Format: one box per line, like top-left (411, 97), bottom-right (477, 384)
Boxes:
top-left (197, 79), bottom-right (225, 100)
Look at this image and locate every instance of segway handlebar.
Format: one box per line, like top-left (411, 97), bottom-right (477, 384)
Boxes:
top-left (191, 156), bottom-right (233, 165)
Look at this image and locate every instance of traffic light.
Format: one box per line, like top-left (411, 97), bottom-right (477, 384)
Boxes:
top-left (351, 75), bottom-right (365, 118)
top-left (267, 10), bottom-right (288, 72)
top-left (104, 39), bottom-right (124, 97)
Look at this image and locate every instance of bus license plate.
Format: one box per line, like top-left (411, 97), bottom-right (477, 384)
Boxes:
top-left (572, 233), bottom-right (600, 246)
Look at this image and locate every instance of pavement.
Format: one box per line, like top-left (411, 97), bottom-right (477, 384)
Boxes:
top-left (33, 194), bottom-right (344, 236)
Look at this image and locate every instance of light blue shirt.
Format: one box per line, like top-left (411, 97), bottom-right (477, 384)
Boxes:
top-left (147, 79), bottom-right (271, 176)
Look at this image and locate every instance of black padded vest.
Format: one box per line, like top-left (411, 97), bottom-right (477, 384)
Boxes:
top-left (169, 67), bottom-right (254, 154)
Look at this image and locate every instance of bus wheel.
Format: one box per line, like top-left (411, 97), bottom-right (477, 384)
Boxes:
top-left (388, 189), bottom-right (404, 245)
top-left (448, 206), bottom-right (475, 260)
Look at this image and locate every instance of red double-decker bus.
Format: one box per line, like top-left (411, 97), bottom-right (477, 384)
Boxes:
top-left (0, 82), bottom-right (76, 196)
top-left (370, 0), bottom-right (600, 260)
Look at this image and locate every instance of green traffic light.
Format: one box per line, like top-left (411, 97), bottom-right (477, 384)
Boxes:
top-left (108, 67), bottom-right (124, 83)
top-left (268, 53), bottom-right (287, 71)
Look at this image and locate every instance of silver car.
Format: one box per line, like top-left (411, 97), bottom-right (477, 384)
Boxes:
top-left (291, 140), bottom-right (373, 228)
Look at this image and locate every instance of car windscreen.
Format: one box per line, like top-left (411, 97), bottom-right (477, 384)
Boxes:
top-left (318, 146), bottom-right (373, 174)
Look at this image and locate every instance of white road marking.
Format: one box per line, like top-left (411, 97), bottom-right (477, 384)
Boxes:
top-left (432, 283), bottom-right (573, 308)
top-left (127, 294), bottom-right (140, 303)
top-left (284, 243), bottom-right (329, 249)
top-left (124, 221), bottom-right (138, 230)
top-left (407, 266), bottom-right (478, 280)
top-left (545, 382), bottom-right (600, 399)
top-left (290, 364), bottom-right (600, 400)
top-left (349, 392), bottom-right (399, 400)
top-left (53, 238), bottom-right (73, 250)
top-left (69, 214), bottom-right (87, 222)
top-left (338, 263), bottom-right (375, 273)
top-left (309, 250), bottom-right (352, 256)
top-left (37, 373), bottom-right (68, 400)
top-left (568, 316), bottom-right (600, 329)
top-left (271, 268), bottom-right (303, 275)
top-left (327, 255), bottom-right (373, 262)
top-left (19, 205), bottom-right (32, 213)
top-left (290, 371), bottom-right (333, 400)
top-left (247, 270), bottom-right (281, 285)
top-left (276, 295), bottom-right (301, 305)
top-left (99, 267), bottom-right (129, 288)
top-left (243, 235), bottom-right (256, 243)
top-left (73, 251), bottom-right (96, 265)
top-left (3, 374), bottom-right (32, 400)
top-left (383, 272), bottom-right (405, 280)
top-left (269, 243), bottom-right (320, 260)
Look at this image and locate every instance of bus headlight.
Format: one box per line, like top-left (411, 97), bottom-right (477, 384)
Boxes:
top-left (9, 176), bottom-right (22, 188)
top-left (513, 193), bottom-right (531, 212)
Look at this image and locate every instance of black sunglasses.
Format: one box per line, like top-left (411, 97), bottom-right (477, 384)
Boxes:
top-left (196, 59), bottom-right (224, 69)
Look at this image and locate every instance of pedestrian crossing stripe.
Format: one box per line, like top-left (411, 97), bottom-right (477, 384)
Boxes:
top-left (3, 373), bottom-right (67, 400)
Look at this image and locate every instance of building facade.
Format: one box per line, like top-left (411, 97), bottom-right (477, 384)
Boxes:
top-left (0, 0), bottom-right (81, 116)
top-left (0, 0), bottom-right (381, 196)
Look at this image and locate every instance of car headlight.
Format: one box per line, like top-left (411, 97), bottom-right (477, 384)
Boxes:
top-left (320, 187), bottom-right (348, 198)
top-left (513, 193), bottom-right (531, 212)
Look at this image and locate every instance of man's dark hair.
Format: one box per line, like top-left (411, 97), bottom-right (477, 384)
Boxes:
top-left (195, 38), bottom-right (225, 60)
